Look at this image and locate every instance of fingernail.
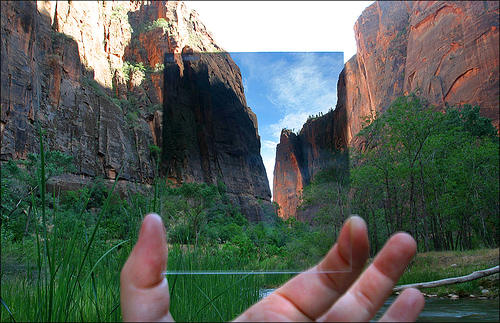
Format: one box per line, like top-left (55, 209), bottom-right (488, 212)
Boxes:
top-left (348, 215), bottom-right (366, 235)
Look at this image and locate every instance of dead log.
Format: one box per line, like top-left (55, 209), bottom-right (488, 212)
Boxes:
top-left (393, 265), bottom-right (499, 292)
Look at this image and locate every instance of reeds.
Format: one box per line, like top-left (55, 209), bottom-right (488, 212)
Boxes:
top-left (1, 129), bottom-right (277, 322)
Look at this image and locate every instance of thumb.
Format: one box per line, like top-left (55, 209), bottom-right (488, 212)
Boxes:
top-left (120, 213), bottom-right (174, 322)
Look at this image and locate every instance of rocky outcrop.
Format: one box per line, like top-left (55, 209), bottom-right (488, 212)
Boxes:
top-left (1, 1), bottom-right (271, 221)
top-left (162, 51), bottom-right (271, 221)
top-left (273, 0), bottom-right (499, 219)
top-left (273, 107), bottom-right (348, 220)
top-left (273, 130), bottom-right (305, 219)
top-left (349, 0), bottom-right (499, 138)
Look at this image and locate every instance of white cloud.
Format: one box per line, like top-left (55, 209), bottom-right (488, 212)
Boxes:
top-left (263, 53), bottom-right (339, 139)
top-left (268, 111), bottom-right (311, 139)
top-left (262, 140), bottom-right (279, 149)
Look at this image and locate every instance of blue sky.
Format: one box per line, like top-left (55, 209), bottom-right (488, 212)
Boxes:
top-left (229, 52), bottom-right (344, 189)
top-left (185, 1), bottom-right (374, 191)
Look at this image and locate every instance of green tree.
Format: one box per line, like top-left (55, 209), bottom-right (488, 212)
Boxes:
top-left (1, 151), bottom-right (76, 241)
top-left (350, 94), bottom-right (498, 252)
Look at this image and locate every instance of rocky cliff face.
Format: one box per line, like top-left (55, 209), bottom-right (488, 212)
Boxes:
top-left (273, 0), bottom-right (499, 219)
top-left (162, 51), bottom-right (271, 221)
top-left (273, 109), bottom-right (348, 219)
top-left (1, 1), bottom-right (271, 221)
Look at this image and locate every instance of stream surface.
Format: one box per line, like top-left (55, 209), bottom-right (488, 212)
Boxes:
top-left (259, 289), bottom-right (499, 322)
top-left (373, 295), bottom-right (499, 322)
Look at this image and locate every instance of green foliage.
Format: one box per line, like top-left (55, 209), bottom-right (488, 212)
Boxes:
top-left (298, 94), bottom-right (498, 255)
top-left (144, 18), bottom-right (171, 32)
top-left (2, 133), bottom-right (306, 322)
top-left (0, 140), bottom-right (136, 322)
top-left (51, 31), bottom-right (76, 43)
top-left (350, 93), bottom-right (499, 253)
top-left (134, 18), bottom-right (172, 35)
top-left (121, 61), bottom-right (146, 82)
top-left (149, 144), bottom-right (161, 160)
top-left (82, 76), bottom-right (109, 98)
top-left (125, 111), bottom-right (139, 129)
top-left (152, 62), bottom-right (165, 73)
top-left (110, 5), bottom-right (128, 22)
top-left (306, 108), bottom-right (333, 122)
top-left (1, 151), bottom-right (76, 241)
top-left (443, 103), bottom-right (498, 139)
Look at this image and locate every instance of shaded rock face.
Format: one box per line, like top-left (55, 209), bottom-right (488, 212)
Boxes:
top-left (273, 0), bottom-right (499, 219)
top-left (163, 52), bottom-right (271, 221)
top-left (1, 1), bottom-right (271, 221)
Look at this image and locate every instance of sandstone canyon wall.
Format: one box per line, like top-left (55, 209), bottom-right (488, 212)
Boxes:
top-left (1, 1), bottom-right (271, 221)
top-left (273, 0), bottom-right (499, 219)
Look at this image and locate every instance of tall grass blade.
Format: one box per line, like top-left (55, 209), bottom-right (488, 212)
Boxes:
top-left (108, 302), bottom-right (120, 317)
top-left (60, 182), bottom-right (96, 319)
top-left (90, 271), bottom-right (102, 322)
top-left (37, 128), bottom-right (54, 321)
top-left (82, 239), bottom-right (129, 286)
top-left (187, 273), bottom-right (251, 322)
top-left (31, 193), bottom-right (44, 322)
top-left (66, 164), bottom-right (124, 319)
top-left (1, 297), bottom-right (16, 323)
top-left (193, 282), bottom-right (225, 322)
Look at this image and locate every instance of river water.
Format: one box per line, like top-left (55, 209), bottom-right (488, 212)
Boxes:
top-left (259, 289), bottom-right (499, 322)
top-left (373, 296), bottom-right (499, 322)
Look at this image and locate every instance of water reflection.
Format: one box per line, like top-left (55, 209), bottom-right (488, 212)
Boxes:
top-left (373, 296), bottom-right (500, 322)
top-left (259, 289), bottom-right (500, 322)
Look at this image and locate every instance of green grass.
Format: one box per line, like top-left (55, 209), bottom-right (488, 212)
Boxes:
top-left (1, 131), bottom-right (131, 322)
top-left (396, 248), bottom-right (499, 298)
top-left (0, 132), bottom-right (288, 322)
top-left (3, 129), bottom-right (497, 322)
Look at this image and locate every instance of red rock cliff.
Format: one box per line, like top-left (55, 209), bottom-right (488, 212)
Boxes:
top-left (0, 1), bottom-right (271, 220)
top-left (273, 0), bottom-right (499, 219)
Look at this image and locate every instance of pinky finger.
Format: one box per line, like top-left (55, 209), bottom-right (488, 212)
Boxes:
top-left (379, 288), bottom-right (425, 322)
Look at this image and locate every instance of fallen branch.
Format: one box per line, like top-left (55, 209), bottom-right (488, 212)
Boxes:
top-left (393, 265), bottom-right (499, 292)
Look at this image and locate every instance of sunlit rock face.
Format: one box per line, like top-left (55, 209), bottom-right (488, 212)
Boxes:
top-left (273, 130), bottom-right (305, 220)
top-left (273, 108), bottom-right (348, 220)
top-left (0, 1), bottom-right (271, 221)
top-left (402, 1), bottom-right (499, 128)
top-left (273, 0), bottom-right (499, 219)
top-left (352, 0), bottom-right (499, 134)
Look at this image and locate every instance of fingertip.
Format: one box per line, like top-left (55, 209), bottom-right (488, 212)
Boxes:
top-left (142, 212), bottom-right (164, 229)
top-left (334, 215), bottom-right (369, 270)
top-left (391, 232), bottom-right (418, 257)
top-left (404, 288), bottom-right (425, 309)
top-left (139, 213), bottom-right (166, 240)
top-left (348, 215), bottom-right (367, 237)
top-left (122, 212), bottom-right (168, 289)
top-left (380, 288), bottom-right (425, 322)
top-left (372, 232), bottom-right (418, 284)
top-left (349, 215), bottom-right (369, 263)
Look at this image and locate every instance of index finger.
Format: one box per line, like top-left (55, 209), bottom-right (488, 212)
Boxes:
top-left (318, 232), bottom-right (418, 322)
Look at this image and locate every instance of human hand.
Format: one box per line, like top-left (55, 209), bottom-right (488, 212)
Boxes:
top-left (120, 213), bottom-right (425, 322)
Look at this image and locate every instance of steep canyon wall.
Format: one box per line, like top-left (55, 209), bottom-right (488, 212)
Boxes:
top-left (1, 1), bottom-right (271, 221)
top-left (273, 0), bottom-right (499, 219)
